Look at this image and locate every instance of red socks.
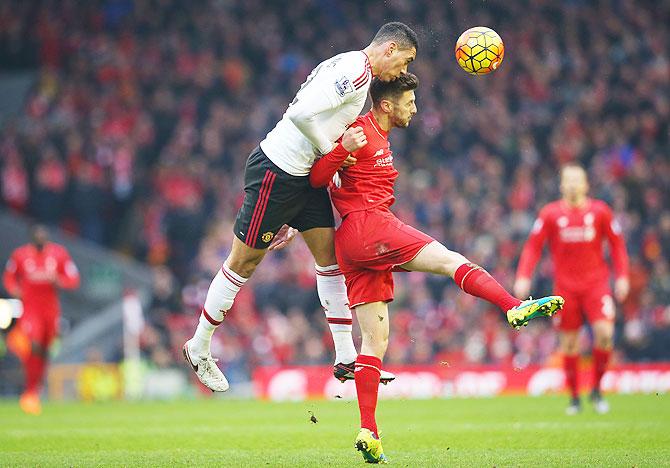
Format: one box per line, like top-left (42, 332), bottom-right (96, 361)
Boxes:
top-left (25, 352), bottom-right (46, 395)
top-left (564, 350), bottom-right (610, 398)
top-left (454, 263), bottom-right (521, 312)
top-left (355, 354), bottom-right (382, 437)
top-left (564, 354), bottom-right (579, 399)
top-left (592, 348), bottom-right (611, 393)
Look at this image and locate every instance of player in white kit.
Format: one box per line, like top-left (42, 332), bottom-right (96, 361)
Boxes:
top-left (183, 23), bottom-right (418, 392)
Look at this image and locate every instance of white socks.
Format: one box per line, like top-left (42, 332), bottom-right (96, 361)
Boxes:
top-left (190, 264), bottom-right (246, 358)
top-left (191, 262), bottom-right (356, 364)
top-left (315, 264), bottom-right (357, 364)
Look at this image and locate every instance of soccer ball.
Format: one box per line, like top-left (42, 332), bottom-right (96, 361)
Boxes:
top-left (455, 27), bottom-right (504, 75)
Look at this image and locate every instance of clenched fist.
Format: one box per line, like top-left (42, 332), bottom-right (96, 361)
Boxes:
top-left (341, 126), bottom-right (367, 153)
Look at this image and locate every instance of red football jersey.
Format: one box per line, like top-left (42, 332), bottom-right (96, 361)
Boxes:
top-left (516, 199), bottom-right (629, 291)
top-left (3, 242), bottom-right (80, 317)
top-left (329, 111), bottom-right (398, 217)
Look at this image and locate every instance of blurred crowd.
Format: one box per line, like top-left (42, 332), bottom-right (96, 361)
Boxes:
top-left (1, 0), bottom-right (669, 380)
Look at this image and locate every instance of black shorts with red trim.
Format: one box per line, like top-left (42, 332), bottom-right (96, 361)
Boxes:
top-left (233, 146), bottom-right (335, 249)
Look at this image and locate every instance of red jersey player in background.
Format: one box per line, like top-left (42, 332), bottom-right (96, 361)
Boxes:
top-left (514, 164), bottom-right (629, 415)
top-left (310, 73), bottom-right (564, 463)
top-left (3, 225), bottom-right (80, 414)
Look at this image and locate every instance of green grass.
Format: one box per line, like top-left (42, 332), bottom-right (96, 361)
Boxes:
top-left (1, 394), bottom-right (669, 466)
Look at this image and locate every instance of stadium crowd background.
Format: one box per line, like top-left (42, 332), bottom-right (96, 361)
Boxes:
top-left (1, 0), bottom-right (668, 382)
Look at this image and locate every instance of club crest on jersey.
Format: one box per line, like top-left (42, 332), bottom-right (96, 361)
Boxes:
top-left (262, 231), bottom-right (274, 243)
top-left (335, 76), bottom-right (354, 97)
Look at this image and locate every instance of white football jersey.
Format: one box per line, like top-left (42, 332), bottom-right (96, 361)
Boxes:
top-left (260, 51), bottom-right (372, 176)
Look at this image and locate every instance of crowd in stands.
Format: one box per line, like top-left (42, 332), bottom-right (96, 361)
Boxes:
top-left (1, 0), bottom-right (669, 381)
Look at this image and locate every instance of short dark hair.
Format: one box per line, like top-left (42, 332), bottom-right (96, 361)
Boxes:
top-left (370, 73), bottom-right (419, 106)
top-left (371, 22), bottom-right (418, 51)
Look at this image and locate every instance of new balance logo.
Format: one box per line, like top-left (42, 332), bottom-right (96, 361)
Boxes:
top-left (373, 153), bottom-right (393, 168)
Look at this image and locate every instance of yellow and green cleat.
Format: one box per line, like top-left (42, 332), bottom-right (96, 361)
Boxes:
top-left (507, 295), bottom-right (564, 329)
top-left (355, 428), bottom-right (388, 464)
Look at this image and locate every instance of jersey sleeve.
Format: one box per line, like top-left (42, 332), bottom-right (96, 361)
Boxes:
top-left (286, 54), bottom-right (368, 155)
top-left (2, 250), bottom-right (22, 297)
top-left (601, 204), bottom-right (629, 280)
top-left (309, 114), bottom-right (373, 188)
top-left (309, 141), bottom-right (350, 188)
top-left (516, 206), bottom-right (551, 280)
top-left (56, 247), bottom-right (81, 290)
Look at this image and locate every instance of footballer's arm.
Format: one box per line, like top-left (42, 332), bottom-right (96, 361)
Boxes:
top-left (287, 57), bottom-right (366, 156)
top-left (286, 85), bottom-right (342, 155)
top-left (601, 204), bottom-right (630, 302)
top-left (2, 253), bottom-right (22, 298)
top-left (309, 126), bottom-right (366, 188)
top-left (514, 207), bottom-right (550, 298)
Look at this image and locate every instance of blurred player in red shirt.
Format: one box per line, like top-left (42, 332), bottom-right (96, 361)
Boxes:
top-left (515, 165), bottom-right (629, 414)
top-left (3, 225), bottom-right (80, 414)
top-left (310, 73), bottom-right (563, 463)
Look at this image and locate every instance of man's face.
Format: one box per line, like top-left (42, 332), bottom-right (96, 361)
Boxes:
top-left (560, 166), bottom-right (589, 200)
top-left (378, 45), bottom-right (416, 82)
top-left (32, 226), bottom-right (48, 249)
top-left (390, 90), bottom-right (417, 128)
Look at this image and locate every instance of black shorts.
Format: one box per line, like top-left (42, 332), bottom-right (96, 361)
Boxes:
top-left (233, 146), bottom-right (335, 249)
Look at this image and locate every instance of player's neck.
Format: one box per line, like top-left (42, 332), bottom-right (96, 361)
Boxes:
top-left (564, 196), bottom-right (588, 209)
top-left (363, 45), bottom-right (382, 77)
top-left (371, 109), bottom-right (391, 132)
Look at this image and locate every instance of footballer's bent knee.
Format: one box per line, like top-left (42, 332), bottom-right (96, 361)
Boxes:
top-left (226, 248), bottom-right (265, 278)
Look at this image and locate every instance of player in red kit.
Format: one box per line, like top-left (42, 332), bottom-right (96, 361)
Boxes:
top-left (3, 225), bottom-right (80, 414)
top-left (310, 73), bottom-right (564, 463)
top-left (515, 164), bottom-right (629, 415)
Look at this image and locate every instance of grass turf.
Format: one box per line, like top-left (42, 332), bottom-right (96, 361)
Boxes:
top-left (1, 394), bottom-right (669, 467)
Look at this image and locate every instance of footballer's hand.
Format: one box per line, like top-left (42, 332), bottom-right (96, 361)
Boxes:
top-left (513, 278), bottom-right (531, 299)
top-left (614, 277), bottom-right (630, 303)
top-left (268, 224), bottom-right (298, 251)
top-left (341, 126), bottom-right (367, 153)
top-left (341, 155), bottom-right (357, 168)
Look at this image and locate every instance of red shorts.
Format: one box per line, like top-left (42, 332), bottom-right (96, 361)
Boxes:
top-left (18, 312), bottom-right (58, 349)
top-left (335, 209), bottom-right (434, 307)
top-left (554, 283), bottom-right (615, 331)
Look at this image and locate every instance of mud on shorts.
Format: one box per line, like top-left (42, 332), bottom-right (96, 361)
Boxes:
top-left (335, 209), bottom-right (434, 307)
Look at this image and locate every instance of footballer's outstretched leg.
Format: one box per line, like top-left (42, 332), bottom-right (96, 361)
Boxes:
top-left (400, 242), bottom-right (563, 328)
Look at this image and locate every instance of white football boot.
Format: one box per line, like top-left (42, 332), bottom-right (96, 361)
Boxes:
top-left (590, 390), bottom-right (610, 414)
top-left (565, 397), bottom-right (582, 415)
top-left (182, 340), bottom-right (229, 392)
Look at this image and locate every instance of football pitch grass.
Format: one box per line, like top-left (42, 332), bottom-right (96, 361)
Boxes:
top-left (1, 394), bottom-right (669, 467)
